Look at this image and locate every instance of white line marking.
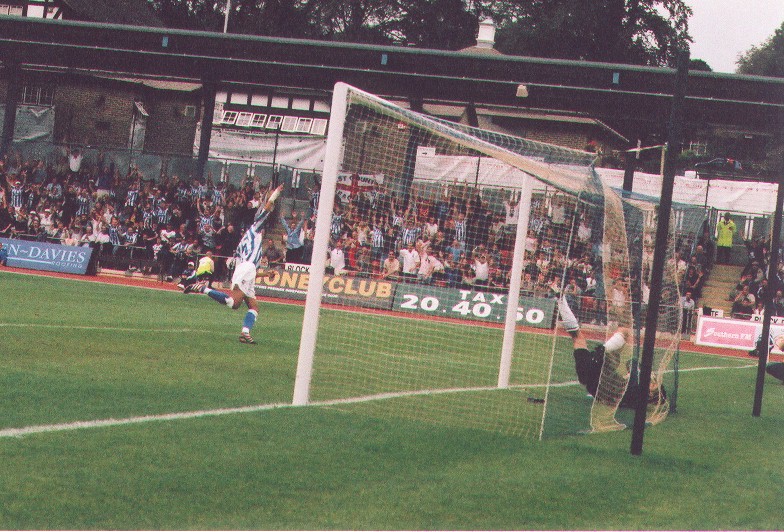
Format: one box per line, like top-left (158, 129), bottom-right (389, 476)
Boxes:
top-left (0, 363), bottom-right (755, 440)
top-left (0, 403), bottom-right (290, 438)
top-left (0, 323), bottom-right (212, 334)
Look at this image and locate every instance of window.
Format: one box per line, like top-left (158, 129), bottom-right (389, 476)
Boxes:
top-left (280, 116), bottom-right (298, 132)
top-left (295, 117), bottom-right (313, 134)
top-left (221, 111), bottom-right (238, 125)
top-left (250, 114), bottom-right (267, 128)
top-left (235, 112), bottom-right (254, 127)
top-left (0, 5), bottom-right (23, 16)
top-left (212, 102), bottom-right (224, 124)
top-left (266, 115), bottom-right (283, 130)
top-left (21, 84), bottom-right (55, 106)
top-left (311, 119), bottom-right (328, 136)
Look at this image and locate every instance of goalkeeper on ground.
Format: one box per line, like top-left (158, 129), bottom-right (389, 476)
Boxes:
top-left (558, 297), bottom-right (666, 407)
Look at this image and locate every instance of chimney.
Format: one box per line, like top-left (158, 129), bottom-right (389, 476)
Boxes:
top-left (476, 18), bottom-right (496, 49)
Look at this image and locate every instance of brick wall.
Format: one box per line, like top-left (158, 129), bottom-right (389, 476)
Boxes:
top-left (53, 80), bottom-right (136, 148)
top-left (143, 90), bottom-right (200, 155)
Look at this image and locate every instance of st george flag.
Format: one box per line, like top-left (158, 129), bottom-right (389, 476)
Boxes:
top-left (335, 172), bottom-right (384, 204)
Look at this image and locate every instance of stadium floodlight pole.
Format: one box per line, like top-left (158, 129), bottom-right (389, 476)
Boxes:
top-left (292, 82), bottom-right (349, 406)
top-left (752, 171), bottom-right (784, 416)
top-left (631, 49), bottom-right (690, 456)
top-left (498, 174), bottom-right (534, 388)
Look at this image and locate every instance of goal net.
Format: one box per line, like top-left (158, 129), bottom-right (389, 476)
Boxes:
top-left (293, 83), bottom-right (690, 439)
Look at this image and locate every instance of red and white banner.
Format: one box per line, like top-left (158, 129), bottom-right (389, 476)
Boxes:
top-left (336, 172), bottom-right (383, 204)
top-left (695, 317), bottom-right (758, 350)
top-left (695, 316), bottom-right (784, 353)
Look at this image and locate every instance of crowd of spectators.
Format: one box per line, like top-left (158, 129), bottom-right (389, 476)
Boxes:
top-left (319, 178), bottom-right (622, 324)
top-left (728, 236), bottom-right (784, 320)
top-left (1, 147), bottom-right (706, 331)
top-left (0, 148), bottom-right (280, 281)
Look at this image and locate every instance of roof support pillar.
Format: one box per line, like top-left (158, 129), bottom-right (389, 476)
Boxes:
top-left (1, 61), bottom-right (21, 159)
top-left (195, 80), bottom-right (217, 181)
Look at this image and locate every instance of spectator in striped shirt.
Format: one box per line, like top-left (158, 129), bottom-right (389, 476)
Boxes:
top-left (370, 223), bottom-right (385, 262)
top-left (9, 180), bottom-right (24, 209)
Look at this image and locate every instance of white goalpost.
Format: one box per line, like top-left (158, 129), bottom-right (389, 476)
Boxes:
top-left (292, 82), bottom-right (685, 439)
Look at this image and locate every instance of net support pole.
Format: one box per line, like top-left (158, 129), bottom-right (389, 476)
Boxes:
top-left (498, 174), bottom-right (534, 388)
top-left (292, 82), bottom-right (349, 406)
top-left (752, 172), bottom-right (784, 416)
top-left (630, 50), bottom-right (689, 456)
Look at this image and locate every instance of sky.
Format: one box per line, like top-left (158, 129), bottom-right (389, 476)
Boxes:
top-left (687, 0), bottom-right (784, 73)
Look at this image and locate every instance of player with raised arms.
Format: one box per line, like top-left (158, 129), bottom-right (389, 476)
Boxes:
top-left (186, 184), bottom-right (284, 344)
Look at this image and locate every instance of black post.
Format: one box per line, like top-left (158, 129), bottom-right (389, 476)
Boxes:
top-left (622, 149), bottom-right (636, 196)
top-left (630, 50), bottom-right (690, 456)
top-left (195, 81), bottom-right (217, 181)
top-left (752, 171), bottom-right (784, 416)
top-left (0, 61), bottom-right (21, 159)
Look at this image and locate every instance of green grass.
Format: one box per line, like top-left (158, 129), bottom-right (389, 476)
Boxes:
top-left (1, 270), bottom-right (782, 530)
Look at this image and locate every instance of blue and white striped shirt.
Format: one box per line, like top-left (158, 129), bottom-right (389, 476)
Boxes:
top-left (235, 207), bottom-right (273, 266)
top-left (401, 226), bottom-right (421, 247)
top-left (454, 220), bottom-right (467, 243)
top-left (125, 189), bottom-right (139, 208)
top-left (371, 226), bottom-right (384, 249)
top-left (10, 187), bottom-right (24, 208)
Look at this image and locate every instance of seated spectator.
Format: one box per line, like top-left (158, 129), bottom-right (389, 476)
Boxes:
top-left (262, 238), bottom-right (285, 268)
top-left (751, 301), bottom-right (766, 321)
top-left (773, 289), bottom-right (784, 316)
top-left (731, 285), bottom-right (756, 319)
top-left (380, 251), bottom-right (400, 281)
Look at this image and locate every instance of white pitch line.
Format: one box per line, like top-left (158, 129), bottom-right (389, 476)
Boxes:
top-left (0, 362), bottom-right (758, 440)
top-left (0, 323), bottom-right (212, 334)
top-left (0, 403), bottom-right (291, 438)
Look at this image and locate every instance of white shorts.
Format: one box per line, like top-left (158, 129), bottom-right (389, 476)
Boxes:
top-left (231, 261), bottom-right (258, 299)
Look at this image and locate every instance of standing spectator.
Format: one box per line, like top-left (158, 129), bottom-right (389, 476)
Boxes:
top-left (472, 253), bottom-right (490, 288)
top-left (280, 213), bottom-right (306, 264)
top-left (329, 241), bottom-right (346, 276)
top-left (681, 291), bottom-right (696, 332)
top-left (716, 212), bottom-right (736, 265)
top-left (399, 242), bottom-right (420, 282)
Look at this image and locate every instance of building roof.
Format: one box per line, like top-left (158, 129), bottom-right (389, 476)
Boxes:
top-left (60, 0), bottom-right (164, 27)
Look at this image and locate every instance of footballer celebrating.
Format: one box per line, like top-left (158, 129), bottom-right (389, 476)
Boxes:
top-left (186, 184), bottom-right (283, 344)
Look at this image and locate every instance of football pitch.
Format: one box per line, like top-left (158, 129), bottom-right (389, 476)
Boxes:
top-left (1, 270), bottom-right (783, 530)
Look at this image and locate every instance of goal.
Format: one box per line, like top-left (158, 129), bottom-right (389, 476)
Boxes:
top-left (292, 83), bottom-right (689, 439)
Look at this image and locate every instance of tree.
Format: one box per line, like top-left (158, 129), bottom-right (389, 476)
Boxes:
top-left (147, 0), bottom-right (224, 31)
top-left (689, 58), bottom-right (711, 72)
top-left (146, 0), bottom-right (693, 66)
top-left (737, 22), bottom-right (784, 78)
top-left (494, 0), bottom-right (692, 67)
